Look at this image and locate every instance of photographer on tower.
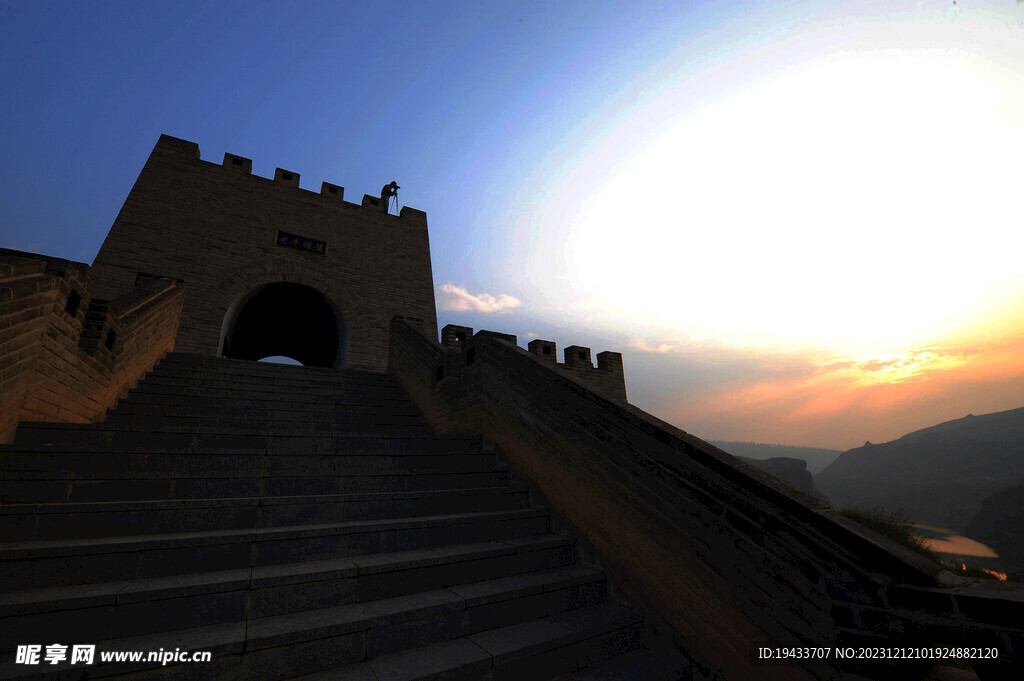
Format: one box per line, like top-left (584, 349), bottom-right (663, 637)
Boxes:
top-left (380, 180), bottom-right (399, 213)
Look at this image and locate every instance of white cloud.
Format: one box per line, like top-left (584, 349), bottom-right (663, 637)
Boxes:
top-left (628, 338), bottom-right (681, 354)
top-left (438, 283), bottom-right (522, 314)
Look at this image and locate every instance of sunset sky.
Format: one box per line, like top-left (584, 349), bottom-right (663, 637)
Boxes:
top-left (2, 0), bottom-right (1022, 450)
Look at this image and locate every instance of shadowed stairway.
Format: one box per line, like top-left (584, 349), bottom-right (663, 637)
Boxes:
top-left (0, 353), bottom-right (688, 680)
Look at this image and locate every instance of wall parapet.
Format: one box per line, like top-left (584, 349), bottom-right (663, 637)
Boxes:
top-left (390, 317), bottom-right (1022, 681)
top-left (442, 324), bottom-right (627, 402)
top-left (0, 249), bottom-right (184, 443)
top-left (152, 134), bottom-right (426, 226)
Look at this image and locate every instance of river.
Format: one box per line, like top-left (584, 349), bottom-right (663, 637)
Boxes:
top-left (915, 524), bottom-right (1008, 579)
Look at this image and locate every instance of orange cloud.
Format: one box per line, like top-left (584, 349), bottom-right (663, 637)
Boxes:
top-left (817, 347), bottom-right (987, 387)
top-left (437, 283), bottom-right (521, 313)
top-left (667, 337), bottom-right (1024, 450)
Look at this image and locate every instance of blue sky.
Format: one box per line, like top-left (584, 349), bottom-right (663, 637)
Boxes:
top-left (2, 1), bottom-right (1023, 449)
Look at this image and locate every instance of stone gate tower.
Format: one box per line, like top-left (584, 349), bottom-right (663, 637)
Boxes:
top-left (90, 135), bottom-right (438, 371)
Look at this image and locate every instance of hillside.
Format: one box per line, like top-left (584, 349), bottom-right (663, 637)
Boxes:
top-left (815, 406), bottom-right (1024, 531)
top-left (966, 484), bottom-right (1024, 580)
top-left (710, 441), bottom-right (841, 475)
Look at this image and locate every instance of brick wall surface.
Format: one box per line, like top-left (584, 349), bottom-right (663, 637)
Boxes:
top-left (90, 135), bottom-right (437, 372)
top-left (0, 250), bottom-right (184, 443)
top-left (388, 318), bottom-right (1024, 681)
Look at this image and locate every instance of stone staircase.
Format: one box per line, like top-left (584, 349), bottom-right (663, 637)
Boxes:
top-left (0, 353), bottom-right (686, 680)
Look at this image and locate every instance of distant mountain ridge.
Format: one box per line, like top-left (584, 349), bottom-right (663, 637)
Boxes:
top-left (815, 405), bottom-right (1024, 531)
top-left (710, 440), bottom-right (841, 475)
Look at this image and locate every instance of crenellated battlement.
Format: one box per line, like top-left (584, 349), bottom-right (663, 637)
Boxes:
top-left (152, 134), bottom-right (424, 224)
top-left (441, 324), bottom-right (627, 401)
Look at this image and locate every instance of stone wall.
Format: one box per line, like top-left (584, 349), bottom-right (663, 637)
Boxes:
top-left (0, 250), bottom-right (184, 443)
top-left (90, 135), bottom-right (437, 372)
top-left (389, 318), bottom-right (1023, 681)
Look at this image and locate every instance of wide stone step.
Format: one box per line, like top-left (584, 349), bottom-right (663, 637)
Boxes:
top-left (0, 467), bottom-right (514, 504)
top-left (2, 433), bottom-right (486, 456)
top-left (120, 380), bottom-right (412, 404)
top-left (156, 352), bottom-right (392, 379)
top-left (136, 369), bottom-right (407, 392)
top-left (306, 604), bottom-right (643, 681)
top-left (142, 366), bottom-right (402, 387)
top-left (0, 485), bottom-right (531, 541)
top-left (0, 508), bottom-right (551, 588)
top-left (126, 382), bottom-right (411, 409)
top-left (0, 447), bottom-right (499, 476)
top-left (128, 382), bottom-right (411, 406)
top-left (0, 539), bottom-right (583, 652)
top-left (12, 424), bottom-right (438, 450)
top-left (111, 390), bottom-right (416, 412)
top-left (152, 352), bottom-right (400, 377)
top-left (96, 413), bottom-right (430, 436)
top-left (552, 648), bottom-right (692, 681)
top-left (108, 402), bottom-right (423, 422)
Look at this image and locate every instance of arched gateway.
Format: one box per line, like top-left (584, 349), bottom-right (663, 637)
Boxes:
top-left (88, 135), bottom-right (437, 371)
top-left (219, 282), bottom-right (347, 368)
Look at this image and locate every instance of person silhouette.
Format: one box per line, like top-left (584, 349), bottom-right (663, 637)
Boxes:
top-left (380, 181), bottom-right (399, 213)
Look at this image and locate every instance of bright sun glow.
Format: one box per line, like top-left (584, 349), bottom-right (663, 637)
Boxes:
top-left (544, 39), bottom-right (1024, 355)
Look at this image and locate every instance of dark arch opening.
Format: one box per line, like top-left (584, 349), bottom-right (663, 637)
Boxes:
top-left (218, 282), bottom-right (347, 368)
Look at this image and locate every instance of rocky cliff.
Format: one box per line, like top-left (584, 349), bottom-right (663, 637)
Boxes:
top-left (739, 456), bottom-right (828, 501)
